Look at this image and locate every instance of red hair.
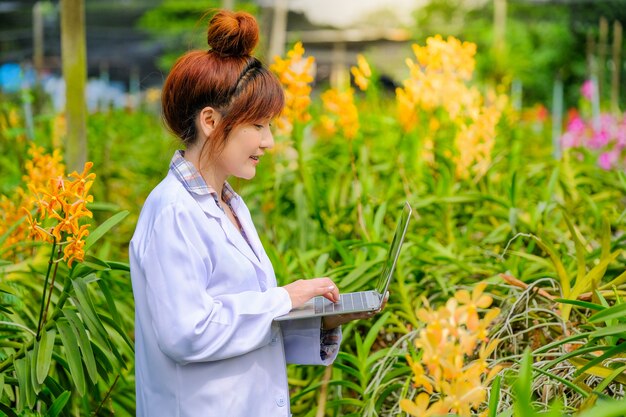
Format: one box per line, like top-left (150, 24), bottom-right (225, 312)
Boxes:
top-left (161, 10), bottom-right (284, 156)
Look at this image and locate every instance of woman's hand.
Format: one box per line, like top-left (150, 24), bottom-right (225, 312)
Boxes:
top-left (322, 292), bottom-right (389, 330)
top-left (283, 278), bottom-right (339, 309)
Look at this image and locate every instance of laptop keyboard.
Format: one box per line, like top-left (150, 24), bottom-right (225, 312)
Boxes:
top-left (314, 292), bottom-right (371, 314)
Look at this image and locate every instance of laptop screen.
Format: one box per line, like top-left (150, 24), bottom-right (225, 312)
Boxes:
top-left (375, 202), bottom-right (412, 296)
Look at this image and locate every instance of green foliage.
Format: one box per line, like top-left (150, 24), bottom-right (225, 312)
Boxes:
top-left (413, 1), bottom-right (578, 105)
top-left (0, 203), bottom-right (133, 414)
top-left (137, 0), bottom-right (258, 70)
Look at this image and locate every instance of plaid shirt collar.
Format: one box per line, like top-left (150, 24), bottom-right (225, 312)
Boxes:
top-left (169, 150), bottom-right (238, 208)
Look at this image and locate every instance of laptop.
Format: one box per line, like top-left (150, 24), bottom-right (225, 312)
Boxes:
top-left (274, 201), bottom-right (412, 321)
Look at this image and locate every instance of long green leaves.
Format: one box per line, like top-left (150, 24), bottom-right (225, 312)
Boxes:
top-left (84, 210), bottom-right (129, 252)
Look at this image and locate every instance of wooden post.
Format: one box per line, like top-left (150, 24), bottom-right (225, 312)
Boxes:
top-left (598, 16), bottom-right (608, 102)
top-left (511, 78), bottom-right (522, 111)
top-left (551, 77), bottom-right (563, 160)
top-left (330, 42), bottom-right (348, 90)
top-left (99, 61), bottom-right (109, 84)
top-left (61, 0), bottom-right (87, 171)
top-left (586, 30), bottom-right (596, 82)
top-left (32, 2), bottom-right (44, 74)
top-left (21, 64), bottom-right (35, 140)
top-left (611, 21), bottom-right (622, 114)
top-left (221, 0), bottom-right (235, 10)
top-left (591, 75), bottom-right (601, 130)
top-left (494, 0), bottom-right (507, 53)
top-left (129, 65), bottom-right (140, 111)
top-left (268, 0), bottom-right (288, 60)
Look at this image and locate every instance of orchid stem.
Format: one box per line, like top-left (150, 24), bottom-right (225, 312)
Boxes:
top-left (36, 237), bottom-right (56, 340)
top-left (41, 242), bottom-right (63, 333)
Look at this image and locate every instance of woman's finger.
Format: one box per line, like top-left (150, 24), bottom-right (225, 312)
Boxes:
top-left (318, 281), bottom-right (339, 302)
top-left (322, 291), bottom-right (338, 303)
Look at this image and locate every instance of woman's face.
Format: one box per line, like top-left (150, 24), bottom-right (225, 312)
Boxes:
top-left (215, 119), bottom-right (274, 180)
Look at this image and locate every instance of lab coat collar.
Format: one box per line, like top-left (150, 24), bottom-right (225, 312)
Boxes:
top-left (195, 193), bottom-right (262, 267)
top-left (167, 161), bottom-right (271, 289)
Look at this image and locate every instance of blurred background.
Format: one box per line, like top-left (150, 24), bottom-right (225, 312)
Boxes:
top-left (1, 0), bottom-right (625, 111)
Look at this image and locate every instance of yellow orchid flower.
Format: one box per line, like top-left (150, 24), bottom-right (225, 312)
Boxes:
top-left (350, 54), bottom-right (372, 91)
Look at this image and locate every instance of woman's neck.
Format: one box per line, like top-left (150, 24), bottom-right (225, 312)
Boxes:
top-left (183, 146), bottom-right (226, 197)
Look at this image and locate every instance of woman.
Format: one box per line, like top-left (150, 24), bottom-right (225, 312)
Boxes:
top-left (129, 9), bottom-right (379, 417)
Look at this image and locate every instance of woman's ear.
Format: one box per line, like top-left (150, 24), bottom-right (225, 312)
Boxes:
top-left (198, 107), bottom-right (221, 138)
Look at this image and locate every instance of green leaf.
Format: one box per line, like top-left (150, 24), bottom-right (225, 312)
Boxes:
top-left (83, 210), bottom-right (129, 252)
top-left (534, 366), bottom-right (590, 397)
top-left (514, 349), bottom-right (537, 417)
top-left (46, 391), bottom-right (71, 417)
top-left (372, 202), bottom-right (388, 238)
top-left (529, 235), bottom-right (570, 300)
top-left (0, 402), bottom-right (19, 417)
top-left (573, 342), bottom-right (626, 377)
top-left (56, 319), bottom-right (86, 396)
top-left (14, 357), bottom-right (27, 412)
top-left (588, 302), bottom-right (626, 323)
top-left (91, 339), bottom-right (115, 381)
top-left (599, 269), bottom-right (626, 291)
top-left (541, 345), bottom-right (609, 371)
top-left (43, 375), bottom-right (65, 398)
top-left (585, 365), bottom-right (626, 407)
top-left (562, 215), bottom-right (587, 287)
top-left (590, 324), bottom-right (626, 339)
top-left (63, 309), bottom-right (98, 384)
top-left (25, 350), bottom-right (38, 403)
top-left (86, 202), bottom-right (120, 212)
top-left (99, 313), bottom-right (134, 352)
top-left (36, 328), bottom-right (56, 385)
top-left (105, 260), bottom-right (130, 272)
top-left (554, 298), bottom-right (605, 311)
top-left (363, 312), bottom-right (390, 353)
top-left (569, 357), bottom-right (626, 385)
top-left (81, 255), bottom-right (112, 271)
top-left (0, 283), bottom-right (15, 295)
top-left (291, 379), bottom-right (363, 403)
top-left (488, 374), bottom-right (501, 417)
top-left (600, 219), bottom-right (611, 266)
top-left (339, 259), bottom-right (382, 291)
top-left (330, 237), bottom-right (352, 264)
top-left (97, 278), bottom-right (123, 328)
top-left (576, 398), bottom-right (626, 417)
top-left (31, 336), bottom-right (41, 394)
top-left (566, 250), bottom-right (621, 320)
top-left (71, 276), bottom-right (110, 350)
top-left (332, 361), bottom-right (363, 381)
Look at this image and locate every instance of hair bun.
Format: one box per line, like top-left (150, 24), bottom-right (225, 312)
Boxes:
top-left (207, 10), bottom-right (259, 57)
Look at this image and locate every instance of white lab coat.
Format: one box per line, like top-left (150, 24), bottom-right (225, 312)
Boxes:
top-left (129, 171), bottom-right (340, 417)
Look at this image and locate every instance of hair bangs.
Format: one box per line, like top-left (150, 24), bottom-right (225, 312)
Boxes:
top-left (230, 70), bottom-right (284, 125)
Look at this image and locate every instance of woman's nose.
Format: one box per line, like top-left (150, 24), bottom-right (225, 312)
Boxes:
top-left (261, 128), bottom-right (275, 149)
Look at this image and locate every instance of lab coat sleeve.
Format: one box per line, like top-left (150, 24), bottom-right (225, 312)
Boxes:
top-left (138, 204), bottom-right (293, 364)
top-left (280, 318), bottom-right (342, 365)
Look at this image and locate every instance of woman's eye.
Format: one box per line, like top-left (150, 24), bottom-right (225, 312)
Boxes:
top-left (254, 124), bottom-right (264, 129)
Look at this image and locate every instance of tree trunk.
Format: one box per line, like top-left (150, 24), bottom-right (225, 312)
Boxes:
top-left (611, 21), bottom-right (622, 114)
top-left (61, 0), bottom-right (87, 172)
top-left (268, 0), bottom-right (288, 60)
top-left (494, 0), bottom-right (507, 53)
top-left (32, 2), bottom-right (44, 74)
top-left (598, 17), bottom-right (609, 101)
